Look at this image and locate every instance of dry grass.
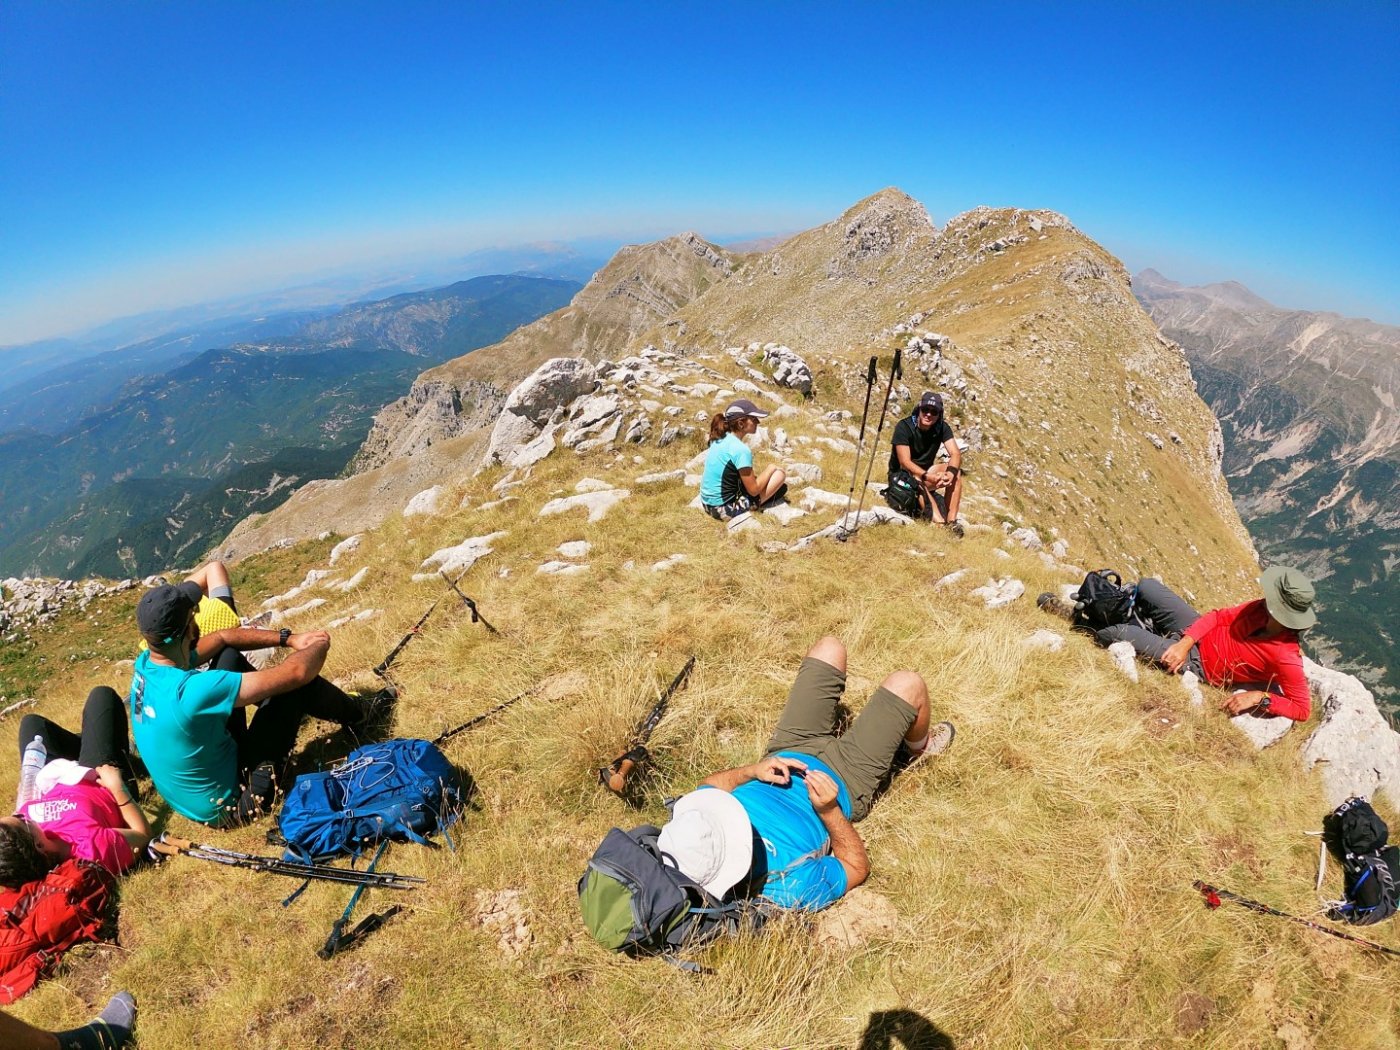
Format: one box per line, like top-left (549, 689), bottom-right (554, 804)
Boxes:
top-left (5, 306), bottom-right (1398, 1046)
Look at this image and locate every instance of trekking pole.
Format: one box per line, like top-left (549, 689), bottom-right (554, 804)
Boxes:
top-left (839, 349), bottom-right (902, 541)
top-left (153, 835), bottom-right (425, 890)
top-left (1195, 881), bottom-right (1400, 959)
top-left (600, 656), bottom-right (697, 796)
top-left (319, 840), bottom-right (389, 959)
top-left (373, 566), bottom-right (478, 679)
top-left (433, 682), bottom-right (546, 747)
top-left (439, 570), bottom-right (500, 636)
top-left (836, 356), bottom-right (879, 539)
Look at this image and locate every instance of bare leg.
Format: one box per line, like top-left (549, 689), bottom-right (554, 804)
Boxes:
top-left (807, 635), bottom-right (846, 673)
top-left (753, 465), bottom-right (788, 503)
top-left (944, 472), bottom-right (963, 523)
top-left (186, 560), bottom-right (232, 596)
top-left (879, 670), bottom-right (931, 747)
top-left (0, 1013), bottom-right (57, 1050)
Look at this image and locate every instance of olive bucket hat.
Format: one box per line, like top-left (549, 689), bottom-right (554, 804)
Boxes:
top-left (1259, 565), bottom-right (1317, 630)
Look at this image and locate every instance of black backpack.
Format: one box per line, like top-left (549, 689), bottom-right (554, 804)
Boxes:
top-left (1323, 797), bottom-right (1399, 926)
top-left (1072, 570), bottom-right (1141, 632)
top-left (578, 825), bottom-right (768, 971)
top-left (882, 470), bottom-right (922, 517)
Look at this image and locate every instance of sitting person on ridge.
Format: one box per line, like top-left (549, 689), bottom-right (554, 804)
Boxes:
top-left (1, 688), bottom-right (152, 887)
top-left (1079, 567), bottom-right (1317, 721)
top-left (887, 390), bottom-right (963, 535)
top-left (128, 579), bottom-right (380, 828)
top-left (700, 398), bottom-right (788, 521)
top-left (656, 636), bottom-right (954, 910)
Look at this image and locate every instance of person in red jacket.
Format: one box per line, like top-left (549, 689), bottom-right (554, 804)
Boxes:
top-left (1095, 566), bottom-right (1317, 721)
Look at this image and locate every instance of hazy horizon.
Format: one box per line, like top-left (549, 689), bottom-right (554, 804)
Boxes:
top-left (3, 3), bottom-right (1396, 347)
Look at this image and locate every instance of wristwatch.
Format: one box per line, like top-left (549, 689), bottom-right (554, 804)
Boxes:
top-left (1256, 694), bottom-right (1271, 712)
top-left (278, 628), bottom-right (292, 647)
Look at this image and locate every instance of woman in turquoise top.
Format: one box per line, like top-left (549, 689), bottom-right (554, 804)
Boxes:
top-left (700, 398), bottom-right (787, 520)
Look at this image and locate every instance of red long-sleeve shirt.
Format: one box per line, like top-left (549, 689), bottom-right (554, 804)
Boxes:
top-left (1187, 599), bottom-right (1311, 721)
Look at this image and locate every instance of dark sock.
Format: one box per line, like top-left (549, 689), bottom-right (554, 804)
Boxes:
top-left (53, 991), bottom-right (136, 1050)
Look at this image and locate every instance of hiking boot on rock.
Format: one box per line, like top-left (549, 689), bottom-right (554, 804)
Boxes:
top-left (945, 520), bottom-right (965, 538)
top-left (1037, 592), bottom-right (1077, 622)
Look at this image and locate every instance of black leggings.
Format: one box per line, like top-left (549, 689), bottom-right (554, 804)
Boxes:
top-left (18, 686), bottom-right (138, 787)
top-left (208, 646), bottom-right (366, 826)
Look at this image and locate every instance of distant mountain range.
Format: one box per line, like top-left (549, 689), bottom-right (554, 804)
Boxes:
top-left (0, 274), bottom-right (580, 578)
top-left (1136, 269), bottom-right (1400, 707)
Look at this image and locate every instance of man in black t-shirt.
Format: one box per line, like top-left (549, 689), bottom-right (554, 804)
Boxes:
top-left (887, 390), bottom-right (964, 535)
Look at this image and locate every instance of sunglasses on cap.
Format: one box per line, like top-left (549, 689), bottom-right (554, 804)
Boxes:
top-left (917, 407), bottom-right (941, 417)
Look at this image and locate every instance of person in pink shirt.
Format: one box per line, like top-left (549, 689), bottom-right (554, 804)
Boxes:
top-left (0, 688), bottom-right (152, 888)
top-left (1094, 566), bottom-right (1317, 721)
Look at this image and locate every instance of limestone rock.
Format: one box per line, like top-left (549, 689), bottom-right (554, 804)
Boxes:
top-left (970, 577), bottom-right (1025, 609)
top-left (785, 462), bottom-right (823, 483)
top-left (327, 608), bottom-right (381, 629)
top-left (575, 478), bottom-right (613, 493)
top-left (404, 485), bottom-right (444, 517)
top-left (473, 889), bottom-right (533, 959)
top-left (760, 344), bottom-right (814, 394)
top-left (1230, 710), bottom-right (1293, 750)
top-left (419, 531), bottom-right (507, 578)
top-left (1009, 527), bottom-right (1042, 551)
top-left (798, 487), bottom-right (850, 510)
top-left (538, 489), bottom-right (631, 523)
top-left (333, 568), bottom-right (368, 592)
top-left (764, 504), bottom-right (808, 527)
top-left (1300, 657), bottom-right (1400, 806)
top-left (635, 469), bottom-right (686, 486)
top-left (1180, 670), bottom-right (1205, 709)
top-left (1024, 630), bottom-right (1065, 652)
top-left (727, 512), bottom-right (763, 534)
top-left (537, 561), bottom-right (589, 576)
top-left (934, 570), bottom-right (966, 590)
top-left (556, 540), bottom-right (591, 560)
top-left (328, 535), bottom-right (363, 565)
top-left (483, 358), bottom-right (598, 467)
top-left (1107, 641), bottom-right (1140, 682)
top-left (651, 554), bottom-right (687, 572)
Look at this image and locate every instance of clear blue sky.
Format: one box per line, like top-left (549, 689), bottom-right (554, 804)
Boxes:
top-left (2, 1), bottom-right (1396, 346)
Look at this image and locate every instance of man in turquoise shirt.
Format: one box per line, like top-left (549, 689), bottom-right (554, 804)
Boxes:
top-left (130, 581), bottom-right (375, 826)
top-left (657, 637), bottom-right (955, 910)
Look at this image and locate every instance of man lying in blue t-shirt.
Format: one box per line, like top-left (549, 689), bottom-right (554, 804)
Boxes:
top-left (657, 637), bottom-right (956, 911)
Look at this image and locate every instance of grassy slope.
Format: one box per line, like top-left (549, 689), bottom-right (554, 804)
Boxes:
top-left (4, 372), bottom-right (1398, 1047)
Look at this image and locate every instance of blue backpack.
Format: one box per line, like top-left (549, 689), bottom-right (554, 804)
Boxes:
top-left (277, 739), bottom-right (465, 863)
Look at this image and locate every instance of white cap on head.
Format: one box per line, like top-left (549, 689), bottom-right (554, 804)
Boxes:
top-left (656, 788), bottom-right (753, 897)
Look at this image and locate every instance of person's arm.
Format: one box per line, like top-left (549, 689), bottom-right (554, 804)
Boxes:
top-left (194, 624), bottom-right (304, 662)
top-left (701, 755), bottom-right (808, 793)
top-left (235, 632), bottom-right (330, 706)
top-left (738, 466), bottom-right (760, 497)
top-left (0, 1011), bottom-right (60, 1050)
top-left (95, 765), bottom-right (151, 851)
top-left (804, 770), bottom-right (869, 889)
top-left (895, 443), bottom-right (924, 478)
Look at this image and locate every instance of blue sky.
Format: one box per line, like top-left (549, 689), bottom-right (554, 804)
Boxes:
top-left (2, 1), bottom-right (1396, 346)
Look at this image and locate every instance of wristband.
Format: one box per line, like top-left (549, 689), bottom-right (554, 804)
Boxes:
top-left (279, 628), bottom-right (292, 647)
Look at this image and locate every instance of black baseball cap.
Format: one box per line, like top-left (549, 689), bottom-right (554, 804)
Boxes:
top-left (917, 391), bottom-right (944, 414)
top-left (136, 581), bottom-right (203, 645)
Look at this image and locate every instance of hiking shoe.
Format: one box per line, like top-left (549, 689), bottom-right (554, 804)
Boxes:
top-left (903, 721), bottom-right (956, 766)
top-left (1037, 591), bottom-right (1076, 622)
top-left (946, 520), bottom-right (965, 538)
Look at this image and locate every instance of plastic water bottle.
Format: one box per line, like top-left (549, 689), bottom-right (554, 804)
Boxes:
top-left (16, 736), bottom-right (46, 809)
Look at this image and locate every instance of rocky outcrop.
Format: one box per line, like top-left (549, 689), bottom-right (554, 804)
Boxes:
top-left (1300, 657), bottom-right (1400, 807)
top-left (482, 359), bottom-right (599, 469)
top-left (352, 378), bottom-right (505, 473)
top-left (1, 576), bottom-right (137, 639)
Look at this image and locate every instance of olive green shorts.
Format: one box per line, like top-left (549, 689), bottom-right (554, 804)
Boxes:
top-left (764, 656), bottom-right (917, 822)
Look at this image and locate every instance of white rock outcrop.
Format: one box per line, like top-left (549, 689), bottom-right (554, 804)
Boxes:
top-left (970, 577), bottom-right (1026, 609)
top-left (482, 358), bottom-right (598, 468)
top-left (1299, 657), bottom-right (1400, 806)
top-left (538, 489), bottom-right (631, 524)
top-left (1107, 641), bottom-right (1140, 682)
top-left (417, 531), bottom-right (507, 579)
top-left (403, 485), bottom-right (444, 517)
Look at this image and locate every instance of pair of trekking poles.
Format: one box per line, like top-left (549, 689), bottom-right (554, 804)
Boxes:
top-left (836, 349), bottom-right (903, 542)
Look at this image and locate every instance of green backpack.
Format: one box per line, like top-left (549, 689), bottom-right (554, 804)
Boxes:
top-left (578, 825), bottom-right (763, 970)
